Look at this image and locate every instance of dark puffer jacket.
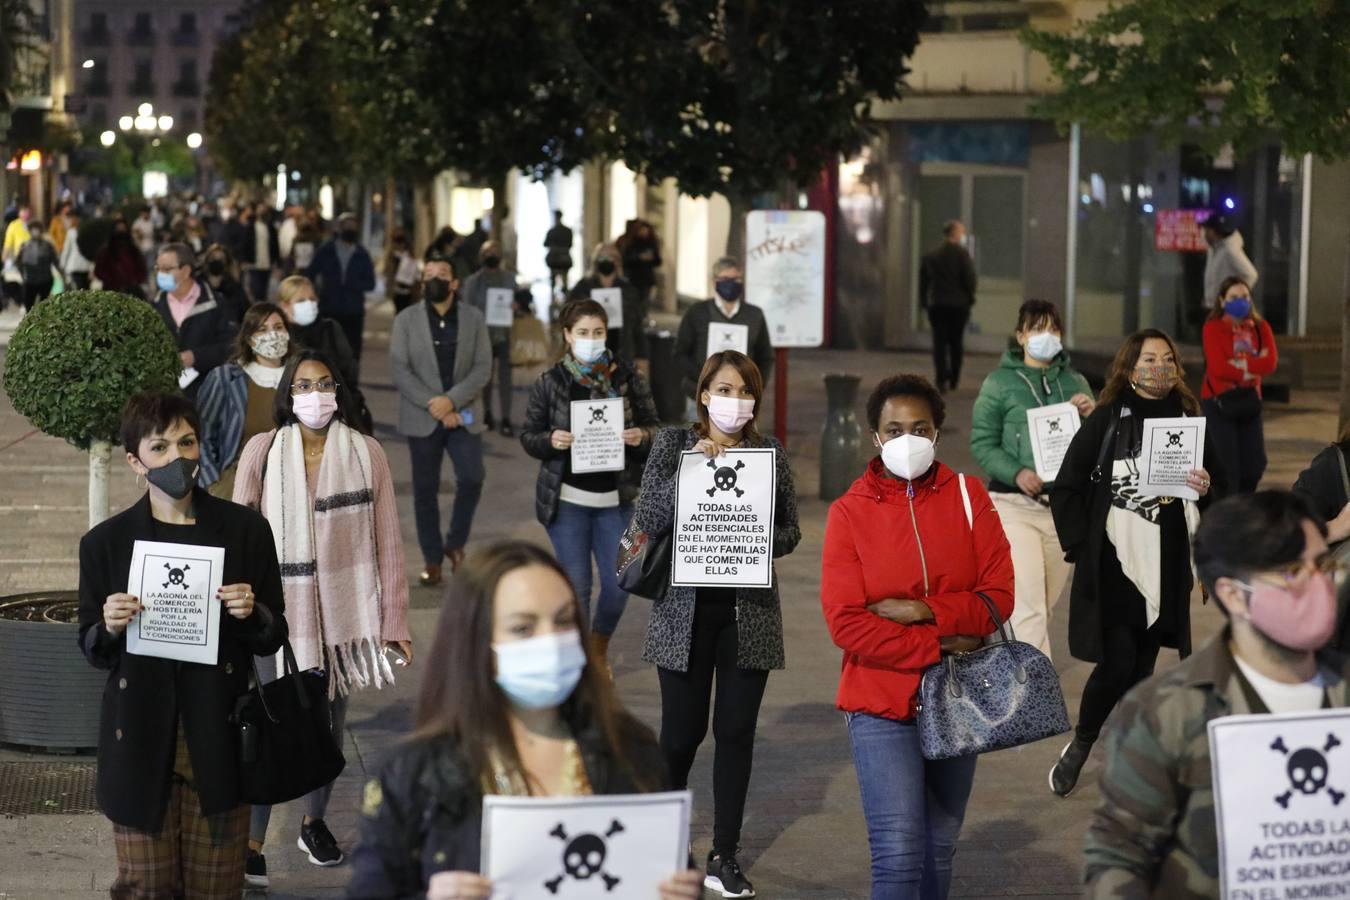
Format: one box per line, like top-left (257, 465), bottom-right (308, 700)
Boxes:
top-left (520, 358), bottom-right (661, 525)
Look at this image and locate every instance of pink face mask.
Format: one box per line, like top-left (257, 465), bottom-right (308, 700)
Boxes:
top-left (293, 392), bottom-right (338, 430)
top-left (1242, 572), bottom-right (1339, 652)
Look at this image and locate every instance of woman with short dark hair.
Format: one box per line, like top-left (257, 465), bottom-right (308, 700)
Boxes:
top-left (822, 374), bottom-right (1014, 898)
top-left (632, 350), bottom-right (800, 898)
top-left (520, 298), bottom-right (660, 672)
top-left (346, 541), bottom-right (703, 900)
top-left (78, 391), bottom-right (288, 899)
top-left (231, 350), bottom-right (410, 886)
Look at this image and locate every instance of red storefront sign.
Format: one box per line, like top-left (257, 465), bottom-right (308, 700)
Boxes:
top-left (1154, 209), bottom-right (1211, 253)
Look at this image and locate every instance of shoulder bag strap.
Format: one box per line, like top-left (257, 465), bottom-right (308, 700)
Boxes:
top-left (958, 473), bottom-right (973, 530)
top-left (1089, 409), bottom-right (1121, 484)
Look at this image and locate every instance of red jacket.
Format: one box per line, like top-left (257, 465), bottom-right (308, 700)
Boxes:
top-left (820, 459), bottom-right (1014, 721)
top-left (1202, 316), bottom-right (1277, 399)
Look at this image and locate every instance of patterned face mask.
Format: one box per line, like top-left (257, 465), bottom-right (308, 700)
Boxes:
top-left (1132, 364), bottom-right (1179, 396)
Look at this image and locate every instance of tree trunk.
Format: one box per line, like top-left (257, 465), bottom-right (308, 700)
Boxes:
top-left (413, 179), bottom-right (435, 257)
top-left (725, 190), bottom-right (751, 261)
top-left (489, 171), bottom-right (509, 246)
top-left (88, 439), bottom-right (111, 529)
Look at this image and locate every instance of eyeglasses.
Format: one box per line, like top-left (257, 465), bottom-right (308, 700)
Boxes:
top-left (290, 379), bottom-right (339, 395)
top-left (1260, 553), bottom-right (1349, 589)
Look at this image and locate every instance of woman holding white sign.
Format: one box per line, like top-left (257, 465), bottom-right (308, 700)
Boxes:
top-left (1048, 329), bottom-right (1224, 798)
top-left (347, 541), bottom-right (703, 900)
top-left (970, 299), bottom-right (1094, 660)
top-left (821, 374), bottom-right (1014, 899)
top-left (633, 350), bottom-right (800, 899)
top-left (568, 243), bottom-right (649, 373)
top-left (78, 392), bottom-right (289, 899)
top-left (520, 298), bottom-right (660, 672)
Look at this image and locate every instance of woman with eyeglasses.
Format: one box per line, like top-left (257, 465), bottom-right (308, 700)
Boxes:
top-left (231, 350), bottom-right (411, 888)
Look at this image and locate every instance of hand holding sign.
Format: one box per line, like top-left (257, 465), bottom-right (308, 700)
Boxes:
top-left (569, 398), bottom-right (625, 473)
top-left (672, 448), bottom-right (777, 588)
top-left (126, 540), bottom-right (225, 665)
top-left (1138, 417), bottom-right (1207, 500)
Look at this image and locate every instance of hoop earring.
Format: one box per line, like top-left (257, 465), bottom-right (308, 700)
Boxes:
top-left (135, 473), bottom-right (147, 491)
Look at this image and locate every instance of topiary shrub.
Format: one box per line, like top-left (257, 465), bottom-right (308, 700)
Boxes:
top-left (3, 290), bottom-right (181, 525)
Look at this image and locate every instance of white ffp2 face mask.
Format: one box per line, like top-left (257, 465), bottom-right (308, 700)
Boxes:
top-left (877, 432), bottom-right (936, 481)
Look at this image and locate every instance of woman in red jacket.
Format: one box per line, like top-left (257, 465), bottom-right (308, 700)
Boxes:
top-left (821, 374), bottom-right (1014, 899)
top-left (1202, 275), bottom-right (1277, 493)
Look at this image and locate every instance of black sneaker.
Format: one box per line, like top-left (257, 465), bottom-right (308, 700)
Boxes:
top-left (705, 850), bottom-right (756, 898)
top-left (245, 849), bottom-right (269, 888)
top-left (498, 422), bottom-right (515, 438)
top-left (1049, 737), bottom-right (1093, 797)
top-left (297, 818), bottom-right (344, 866)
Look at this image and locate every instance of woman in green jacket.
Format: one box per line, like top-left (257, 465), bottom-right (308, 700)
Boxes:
top-left (970, 299), bottom-right (1094, 660)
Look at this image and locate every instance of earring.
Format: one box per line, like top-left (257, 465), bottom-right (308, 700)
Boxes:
top-left (135, 473), bottom-right (147, 490)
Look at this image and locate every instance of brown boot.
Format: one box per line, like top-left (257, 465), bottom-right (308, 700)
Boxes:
top-left (419, 564), bottom-right (442, 587)
top-left (591, 633), bottom-right (614, 681)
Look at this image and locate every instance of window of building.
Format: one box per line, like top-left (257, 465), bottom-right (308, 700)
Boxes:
top-left (90, 103), bottom-right (108, 128)
top-left (133, 12), bottom-right (152, 34)
top-left (178, 12), bottom-right (196, 34)
top-left (131, 59), bottom-right (154, 95)
top-left (181, 107), bottom-right (198, 130)
top-left (90, 12), bottom-right (107, 33)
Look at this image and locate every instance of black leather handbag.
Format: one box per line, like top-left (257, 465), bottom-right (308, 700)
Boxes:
top-left (916, 593), bottom-right (1070, 761)
top-left (616, 512), bottom-right (671, 601)
top-left (232, 641), bottom-right (346, 804)
top-left (1212, 384), bottom-right (1262, 422)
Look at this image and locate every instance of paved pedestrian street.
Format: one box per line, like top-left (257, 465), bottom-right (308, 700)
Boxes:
top-left (0, 302), bottom-right (1340, 898)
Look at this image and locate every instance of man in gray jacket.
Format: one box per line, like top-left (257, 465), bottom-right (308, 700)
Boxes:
top-left (390, 255), bottom-right (492, 585)
top-left (1202, 213), bottom-right (1259, 305)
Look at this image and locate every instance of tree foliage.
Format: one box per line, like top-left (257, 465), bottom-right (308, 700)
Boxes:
top-left (1023, 0), bottom-right (1350, 160)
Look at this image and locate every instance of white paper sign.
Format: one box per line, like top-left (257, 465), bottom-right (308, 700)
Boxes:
top-left (1210, 709), bottom-right (1350, 900)
top-left (178, 367), bottom-right (199, 390)
top-left (672, 448), bottom-right (777, 588)
top-left (482, 791), bottom-right (691, 900)
top-left (590, 287), bottom-right (623, 329)
top-left (1139, 416), bottom-right (1206, 501)
top-left (706, 322), bottom-right (749, 358)
top-left (126, 540), bottom-right (225, 665)
top-left (1026, 402), bottom-right (1082, 482)
top-left (745, 210), bottom-right (825, 348)
top-left (485, 287), bottom-right (515, 328)
top-left (569, 397), bottom-right (625, 474)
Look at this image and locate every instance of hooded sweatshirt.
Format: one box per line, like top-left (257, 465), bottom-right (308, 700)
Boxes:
top-left (970, 348), bottom-right (1092, 492)
top-left (820, 459), bottom-right (1014, 721)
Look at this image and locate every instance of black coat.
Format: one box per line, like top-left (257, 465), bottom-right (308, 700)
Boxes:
top-left (919, 241), bottom-right (977, 310)
top-left (1292, 443), bottom-right (1349, 527)
top-left (673, 299), bottom-right (775, 398)
top-left (520, 359), bottom-right (660, 525)
top-left (1049, 394), bottom-right (1226, 663)
top-left (150, 281), bottom-right (240, 398)
top-left (77, 490), bottom-right (288, 832)
top-left (346, 710), bottom-right (668, 898)
top-left (292, 315), bottom-right (359, 388)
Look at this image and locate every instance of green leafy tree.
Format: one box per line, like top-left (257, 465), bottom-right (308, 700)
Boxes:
top-left (3, 291), bottom-right (181, 526)
top-left (1023, 0), bottom-right (1350, 424)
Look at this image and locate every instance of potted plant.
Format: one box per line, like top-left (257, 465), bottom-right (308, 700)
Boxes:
top-left (0, 289), bottom-right (179, 750)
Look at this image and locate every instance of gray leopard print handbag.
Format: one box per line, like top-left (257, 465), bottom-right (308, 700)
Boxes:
top-left (917, 592), bottom-right (1070, 760)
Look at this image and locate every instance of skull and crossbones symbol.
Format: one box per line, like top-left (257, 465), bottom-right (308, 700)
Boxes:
top-left (1166, 431), bottom-right (1184, 447)
top-left (1272, 733), bottom-right (1346, 808)
top-left (707, 458), bottom-right (746, 498)
top-left (544, 820), bottom-right (624, 894)
top-left (162, 562), bottom-right (191, 589)
top-left (1048, 420), bottom-right (1062, 434)
top-left (589, 406), bottom-right (608, 424)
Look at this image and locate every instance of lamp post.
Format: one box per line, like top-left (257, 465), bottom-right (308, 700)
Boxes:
top-left (100, 102), bottom-right (201, 198)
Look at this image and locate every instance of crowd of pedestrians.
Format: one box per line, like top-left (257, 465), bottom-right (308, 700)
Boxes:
top-left (48, 188), bottom-right (1348, 900)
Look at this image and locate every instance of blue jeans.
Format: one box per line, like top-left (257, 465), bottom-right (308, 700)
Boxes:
top-left (545, 501), bottom-right (631, 636)
top-left (408, 425), bottom-right (485, 566)
top-left (846, 712), bottom-right (978, 900)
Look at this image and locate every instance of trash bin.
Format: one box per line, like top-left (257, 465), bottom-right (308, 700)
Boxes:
top-left (645, 327), bottom-right (686, 424)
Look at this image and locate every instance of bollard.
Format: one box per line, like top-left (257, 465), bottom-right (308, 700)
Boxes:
top-left (820, 373), bottom-right (863, 501)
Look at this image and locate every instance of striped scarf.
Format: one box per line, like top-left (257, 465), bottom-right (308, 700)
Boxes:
top-left (262, 422), bottom-right (392, 698)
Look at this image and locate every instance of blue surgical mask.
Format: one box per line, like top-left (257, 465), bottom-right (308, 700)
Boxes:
top-left (493, 630), bottom-right (586, 710)
top-left (1026, 331), bottom-right (1063, 362)
top-left (1223, 297), bottom-right (1252, 319)
top-left (156, 271), bottom-right (178, 293)
top-left (571, 337), bottom-right (607, 364)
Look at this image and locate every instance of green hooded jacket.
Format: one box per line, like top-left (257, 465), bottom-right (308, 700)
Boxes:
top-left (969, 347), bottom-right (1092, 489)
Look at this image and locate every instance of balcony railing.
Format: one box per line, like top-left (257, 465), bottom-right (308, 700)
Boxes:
top-left (126, 29), bottom-right (155, 47)
top-left (170, 30), bottom-right (199, 48)
top-left (171, 79), bottom-right (200, 98)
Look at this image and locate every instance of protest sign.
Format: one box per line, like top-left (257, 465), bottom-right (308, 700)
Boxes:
top-left (482, 791), bottom-right (691, 900)
top-left (569, 397), bottom-right (625, 474)
top-left (706, 322), bottom-right (749, 358)
top-left (485, 287), bottom-right (515, 328)
top-left (126, 540), bottom-right (225, 665)
top-left (1139, 416), bottom-right (1206, 501)
top-left (1210, 709), bottom-right (1350, 899)
top-left (590, 288), bottom-right (623, 329)
top-left (672, 448), bottom-right (776, 588)
top-left (1026, 402), bottom-right (1082, 482)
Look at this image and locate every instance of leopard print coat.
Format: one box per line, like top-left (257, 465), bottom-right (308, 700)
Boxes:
top-left (633, 427), bottom-right (801, 672)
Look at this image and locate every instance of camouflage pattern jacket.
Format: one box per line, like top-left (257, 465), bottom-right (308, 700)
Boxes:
top-left (1085, 631), bottom-right (1350, 898)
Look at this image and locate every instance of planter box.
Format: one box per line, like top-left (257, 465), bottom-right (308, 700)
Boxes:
top-left (0, 592), bottom-right (103, 752)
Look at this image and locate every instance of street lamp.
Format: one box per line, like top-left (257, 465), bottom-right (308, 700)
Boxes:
top-left (157, 115), bottom-right (173, 131)
top-left (138, 102), bottom-right (153, 117)
top-left (118, 115), bottom-right (133, 131)
top-left (82, 59), bottom-right (95, 69)
top-left (186, 132), bottom-right (202, 150)
top-left (99, 130), bottom-right (116, 147)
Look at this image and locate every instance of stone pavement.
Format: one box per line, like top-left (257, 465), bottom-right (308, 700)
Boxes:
top-left (0, 300), bottom-right (1341, 899)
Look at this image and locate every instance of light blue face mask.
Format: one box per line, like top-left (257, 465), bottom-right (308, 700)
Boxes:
top-left (156, 271), bottom-right (178, 293)
top-left (571, 337), bottom-right (607, 364)
top-left (1026, 331), bottom-right (1063, 362)
top-left (493, 630), bottom-right (586, 710)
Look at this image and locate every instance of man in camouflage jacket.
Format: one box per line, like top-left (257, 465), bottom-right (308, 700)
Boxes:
top-left (1085, 491), bottom-right (1350, 898)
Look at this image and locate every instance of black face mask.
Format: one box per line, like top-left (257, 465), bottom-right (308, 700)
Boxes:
top-left (425, 278), bottom-right (452, 304)
top-left (206, 259), bottom-right (226, 277)
top-left (596, 259), bottom-right (616, 276)
top-left (142, 457), bottom-right (199, 500)
top-left (340, 228), bottom-right (359, 242)
top-left (482, 255), bottom-right (501, 269)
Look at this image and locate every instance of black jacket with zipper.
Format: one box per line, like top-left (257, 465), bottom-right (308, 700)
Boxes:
top-left (520, 358), bottom-right (660, 525)
top-left (150, 281), bottom-right (240, 397)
